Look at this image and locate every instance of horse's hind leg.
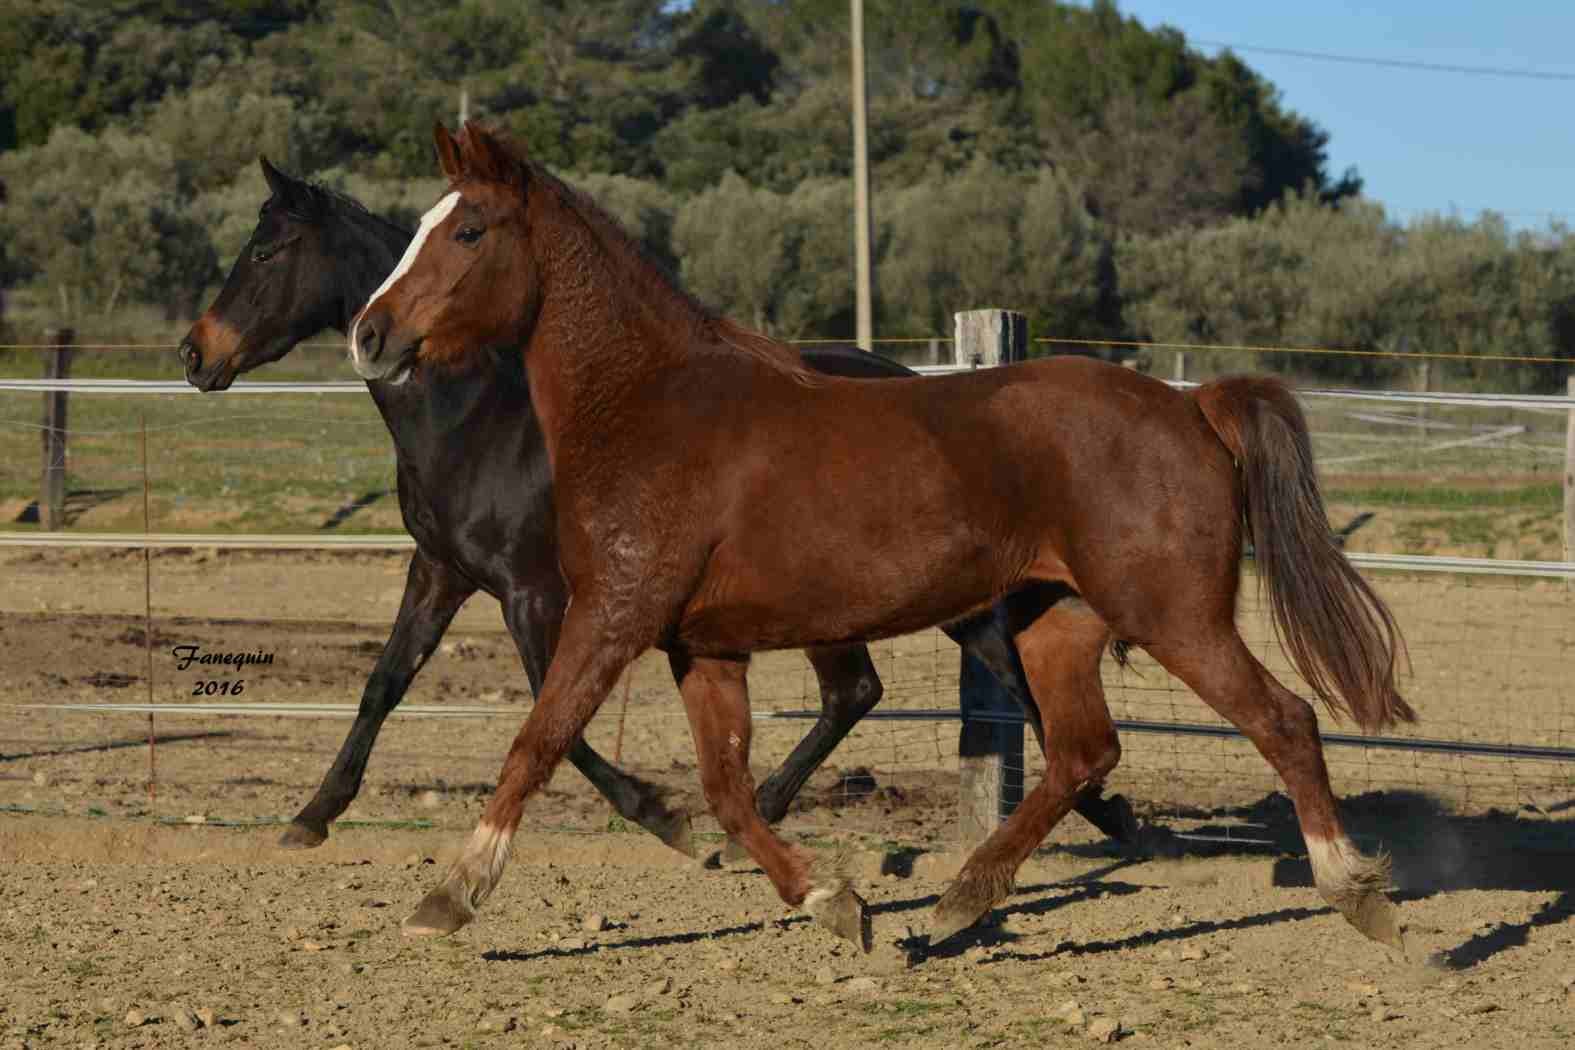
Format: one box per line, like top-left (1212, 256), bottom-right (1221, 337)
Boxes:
top-left (755, 644), bottom-right (882, 823)
top-left (1144, 627), bottom-right (1405, 951)
top-left (670, 651), bottom-right (872, 952)
top-left (503, 589), bottom-right (694, 857)
top-left (282, 549), bottom-right (473, 849)
top-left (946, 611), bottom-right (1138, 844)
top-left (932, 600), bottom-right (1119, 945)
top-left (711, 644), bottom-right (883, 865)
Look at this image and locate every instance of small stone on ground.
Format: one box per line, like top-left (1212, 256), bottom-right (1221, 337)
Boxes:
top-left (1087, 1017), bottom-right (1123, 1042)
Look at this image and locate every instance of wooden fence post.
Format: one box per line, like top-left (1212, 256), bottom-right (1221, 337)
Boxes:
top-left (1564, 376), bottom-right (1575, 566)
top-left (953, 309), bottom-right (1027, 850)
top-left (1416, 360), bottom-right (1432, 443)
top-left (40, 327), bottom-right (75, 531)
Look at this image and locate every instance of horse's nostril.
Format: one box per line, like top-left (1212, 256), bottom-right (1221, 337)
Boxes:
top-left (180, 341), bottom-right (201, 372)
top-left (358, 323), bottom-right (382, 360)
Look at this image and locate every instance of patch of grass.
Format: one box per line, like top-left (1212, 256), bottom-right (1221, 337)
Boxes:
top-left (1393, 513), bottom-right (1507, 550)
top-left (337, 818), bottom-right (433, 831)
top-left (64, 959), bottom-right (103, 978)
top-left (605, 815), bottom-right (632, 833)
top-left (1324, 484), bottom-right (1560, 509)
top-left (876, 1023), bottom-right (940, 1042)
top-left (886, 999), bottom-right (946, 1016)
top-left (792, 832), bottom-right (840, 850)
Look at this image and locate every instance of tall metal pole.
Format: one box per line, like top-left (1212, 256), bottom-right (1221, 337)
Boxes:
top-left (850, 0), bottom-right (873, 352)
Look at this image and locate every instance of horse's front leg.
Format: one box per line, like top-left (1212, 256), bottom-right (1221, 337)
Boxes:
top-left (403, 590), bottom-right (649, 936)
top-left (501, 586), bottom-right (695, 857)
top-left (281, 549), bottom-right (473, 848)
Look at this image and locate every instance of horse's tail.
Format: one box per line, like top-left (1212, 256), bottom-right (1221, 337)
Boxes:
top-left (1193, 376), bottom-right (1414, 732)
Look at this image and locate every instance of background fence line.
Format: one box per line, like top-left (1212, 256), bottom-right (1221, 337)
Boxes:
top-left (5, 334), bottom-right (1575, 367)
top-left (8, 376), bottom-right (1575, 409)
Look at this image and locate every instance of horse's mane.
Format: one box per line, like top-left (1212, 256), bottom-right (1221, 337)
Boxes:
top-left (457, 128), bottom-right (817, 386)
top-left (269, 170), bottom-right (412, 241)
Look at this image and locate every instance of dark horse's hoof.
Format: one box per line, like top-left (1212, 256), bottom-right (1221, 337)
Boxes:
top-left (1106, 793), bottom-right (1141, 844)
top-left (654, 809), bottom-right (697, 860)
top-left (278, 820), bottom-right (328, 850)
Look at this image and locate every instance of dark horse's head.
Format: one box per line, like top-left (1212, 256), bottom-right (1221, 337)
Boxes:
top-left (351, 123), bottom-right (547, 383)
top-left (181, 158), bottom-right (405, 391)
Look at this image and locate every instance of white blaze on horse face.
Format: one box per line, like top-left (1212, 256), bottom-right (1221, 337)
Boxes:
top-left (348, 191), bottom-right (461, 370)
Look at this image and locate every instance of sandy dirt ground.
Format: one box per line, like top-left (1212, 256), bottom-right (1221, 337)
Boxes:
top-left (1, 820), bottom-right (1572, 1050)
top-left (3, 548), bottom-right (1574, 1048)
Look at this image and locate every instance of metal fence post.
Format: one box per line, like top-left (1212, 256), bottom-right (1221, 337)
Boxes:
top-left (952, 309), bottom-right (1027, 850)
top-left (40, 327), bottom-right (75, 530)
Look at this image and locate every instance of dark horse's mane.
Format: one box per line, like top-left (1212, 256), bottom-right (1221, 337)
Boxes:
top-left (270, 170), bottom-right (412, 241)
top-left (456, 128), bottom-right (817, 385)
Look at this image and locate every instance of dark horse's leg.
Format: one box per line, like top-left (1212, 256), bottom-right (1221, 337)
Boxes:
top-left (751, 644), bottom-right (883, 824)
top-left (671, 652), bottom-right (871, 951)
top-left (501, 587), bottom-right (695, 858)
top-left (717, 620), bottom-right (1137, 864)
top-left (932, 599), bottom-right (1122, 944)
top-left (281, 549), bottom-right (474, 848)
top-left (944, 612), bottom-right (1140, 844)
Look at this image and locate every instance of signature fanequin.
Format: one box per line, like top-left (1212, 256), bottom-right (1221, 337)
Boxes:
top-left (171, 644), bottom-right (275, 697)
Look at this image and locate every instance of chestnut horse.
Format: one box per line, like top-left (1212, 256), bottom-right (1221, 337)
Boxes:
top-left (179, 159), bottom-right (1136, 861)
top-left (354, 122), bottom-right (1413, 955)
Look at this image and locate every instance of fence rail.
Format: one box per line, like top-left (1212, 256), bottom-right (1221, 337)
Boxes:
top-left (9, 374), bottom-right (1575, 410)
top-left (5, 530), bottom-right (1573, 580)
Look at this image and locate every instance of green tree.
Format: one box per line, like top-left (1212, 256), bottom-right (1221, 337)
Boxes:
top-left (0, 126), bottom-right (217, 318)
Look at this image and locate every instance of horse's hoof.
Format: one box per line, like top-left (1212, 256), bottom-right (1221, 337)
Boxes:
top-left (1343, 888), bottom-right (1408, 956)
top-left (928, 897), bottom-right (988, 948)
top-left (720, 836), bottom-right (753, 866)
top-left (702, 836), bottom-right (756, 871)
top-left (402, 883), bottom-right (473, 938)
top-left (1310, 839), bottom-right (1406, 955)
top-left (929, 869), bottom-right (1007, 947)
top-left (277, 820), bottom-right (328, 850)
top-left (657, 810), bottom-right (697, 860)
top-left (804, 883), bottom-right (872, 953)
top-left (1107, 793), bottom-right (1140, 844)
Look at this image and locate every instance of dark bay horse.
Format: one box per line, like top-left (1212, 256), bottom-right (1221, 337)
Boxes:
top-left (351, 123), bottom-right (1414, 955)
top-left (179, 158), bottom-right (1135, 863)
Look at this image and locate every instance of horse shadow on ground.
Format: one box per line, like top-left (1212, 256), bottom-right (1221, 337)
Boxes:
top-left (0, 730), bottom-right (232, 763)
top-left (483, 789), bottom-right (1573, 968)
top-left (14, 487), bottom-right (129, 526)
top-left (1122, 788), bottom-right (1575, 970)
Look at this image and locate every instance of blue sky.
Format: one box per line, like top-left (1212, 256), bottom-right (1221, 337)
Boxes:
top-left (1106, 1), bottom-right (1575, 227)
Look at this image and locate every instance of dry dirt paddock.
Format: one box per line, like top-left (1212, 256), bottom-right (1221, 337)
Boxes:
top-left (2, 548), bottom-right (1575, 1049)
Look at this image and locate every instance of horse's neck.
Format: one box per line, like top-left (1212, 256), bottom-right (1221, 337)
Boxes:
top-left (325, 210), bottom-right (516, 455)
top-left (331, 210), bottom-right (412, 333)
top-left (529, 224), bottom-right (699, 408)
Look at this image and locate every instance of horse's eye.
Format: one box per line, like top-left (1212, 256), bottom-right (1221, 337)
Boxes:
top-left (252, 247), bottom-right (274, 264)
top-left (455, 226), bottom-right (484, 245)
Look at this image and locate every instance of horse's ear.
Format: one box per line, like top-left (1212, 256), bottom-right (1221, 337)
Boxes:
top-left (433, 122), bottom-right (463, 181)
top-left (259, 156), bottom-right (319, 217)
top-left (259, 156), bottom-right (291, 199)
top-left (462, 121), bottom-right (528, 189)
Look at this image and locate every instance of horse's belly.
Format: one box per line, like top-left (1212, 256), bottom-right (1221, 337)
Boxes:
top-left (673, 530), bottom-right (1013, 654)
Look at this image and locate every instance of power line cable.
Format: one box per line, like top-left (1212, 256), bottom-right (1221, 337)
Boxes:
top-left (1195, 39), bottom-right (1575, 82)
